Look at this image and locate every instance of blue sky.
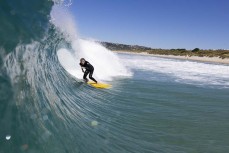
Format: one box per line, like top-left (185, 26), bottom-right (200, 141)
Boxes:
top-left (70, 0), bottom-right (229, 49)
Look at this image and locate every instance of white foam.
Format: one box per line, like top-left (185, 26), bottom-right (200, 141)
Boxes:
top-left (50, 5), bottom-right (78, 40)
top-left (119, 53), bottom-right (229, 87)
top-left (57, 40), bottom-right (131, 81)
top-left (52, 5), bottom-right (131, 81)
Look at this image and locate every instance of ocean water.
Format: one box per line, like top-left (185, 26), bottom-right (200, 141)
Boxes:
top-left (1, 1), bottom-right (229, 153)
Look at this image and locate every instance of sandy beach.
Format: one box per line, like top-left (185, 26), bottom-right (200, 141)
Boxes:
top-left (114, 51), bottom-right (229, 65)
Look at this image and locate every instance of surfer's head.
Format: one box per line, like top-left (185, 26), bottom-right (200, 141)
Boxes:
top-left (80, 58), bottom-right (85, 64)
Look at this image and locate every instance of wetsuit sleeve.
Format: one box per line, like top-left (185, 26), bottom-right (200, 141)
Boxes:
top-left (79, 63), bottom-right (84, 72)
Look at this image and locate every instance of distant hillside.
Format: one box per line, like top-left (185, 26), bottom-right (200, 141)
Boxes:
top-left (100, 42), bottom-right (152, 51)
top-left (100, 42), bottom-right (229, 59)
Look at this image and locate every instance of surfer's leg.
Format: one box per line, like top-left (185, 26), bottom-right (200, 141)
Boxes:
top-left (83, 70), bottom-right (89, 82)
top-left (89, 69), bottom-right (97, 83)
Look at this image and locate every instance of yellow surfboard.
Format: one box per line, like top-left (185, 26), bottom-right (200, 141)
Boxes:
top-left (87, 81), bottom-right (112, 89)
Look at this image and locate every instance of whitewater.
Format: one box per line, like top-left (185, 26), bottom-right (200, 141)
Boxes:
top-left (0, 1), bottom-right (229, 153)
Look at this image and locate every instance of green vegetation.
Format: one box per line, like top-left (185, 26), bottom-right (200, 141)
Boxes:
top-left (192, 48), bottom-right (200, 52)
top-left (101, 42), bottom-right (229, 59)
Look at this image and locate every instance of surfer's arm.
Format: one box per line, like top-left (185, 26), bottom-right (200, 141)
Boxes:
top-left (81, 67), bottom-right (85, 73)
top-left (79, 63), bottom-right (85, 73)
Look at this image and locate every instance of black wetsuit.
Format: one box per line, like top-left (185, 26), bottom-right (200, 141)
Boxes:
top-left (79, 61), bottom-right (97, 83)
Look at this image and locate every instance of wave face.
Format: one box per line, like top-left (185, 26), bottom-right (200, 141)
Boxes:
top-left (0, 2), bottom-right (132, 153)
top-left (1, 1), bottom-right (229, 153)
top-left (0, 0), bottom-right (53, 52)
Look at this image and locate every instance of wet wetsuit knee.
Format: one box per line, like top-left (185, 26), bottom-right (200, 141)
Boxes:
top-left (83, 70), bottom-right (89, 81)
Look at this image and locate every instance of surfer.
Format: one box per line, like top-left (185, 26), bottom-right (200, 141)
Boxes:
top-left (79, 58), bottom-right (97, 83)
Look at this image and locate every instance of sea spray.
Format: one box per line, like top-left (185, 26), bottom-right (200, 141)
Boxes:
top-left (50, 5), bottom-right (78, 41)
top-left (51, 5), bottom-right (131, 81)
top-left (57, 40), bottom-right (131, 81)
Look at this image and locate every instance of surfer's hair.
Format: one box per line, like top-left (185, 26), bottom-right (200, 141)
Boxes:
top-left (80, 58), bottom-right (85, 62)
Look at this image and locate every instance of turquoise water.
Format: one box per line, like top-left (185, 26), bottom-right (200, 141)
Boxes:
top-left (108, 53), bottom-right (229, 153)
top-left (1, 0), bottom-right (229, 153)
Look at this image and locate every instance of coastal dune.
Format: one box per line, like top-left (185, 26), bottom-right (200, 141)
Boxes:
top-left (114, 51), bottom-right (229, 65)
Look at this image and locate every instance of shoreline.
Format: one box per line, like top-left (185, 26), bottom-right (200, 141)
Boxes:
top-left (113, 51), bottom-right (229, 65)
